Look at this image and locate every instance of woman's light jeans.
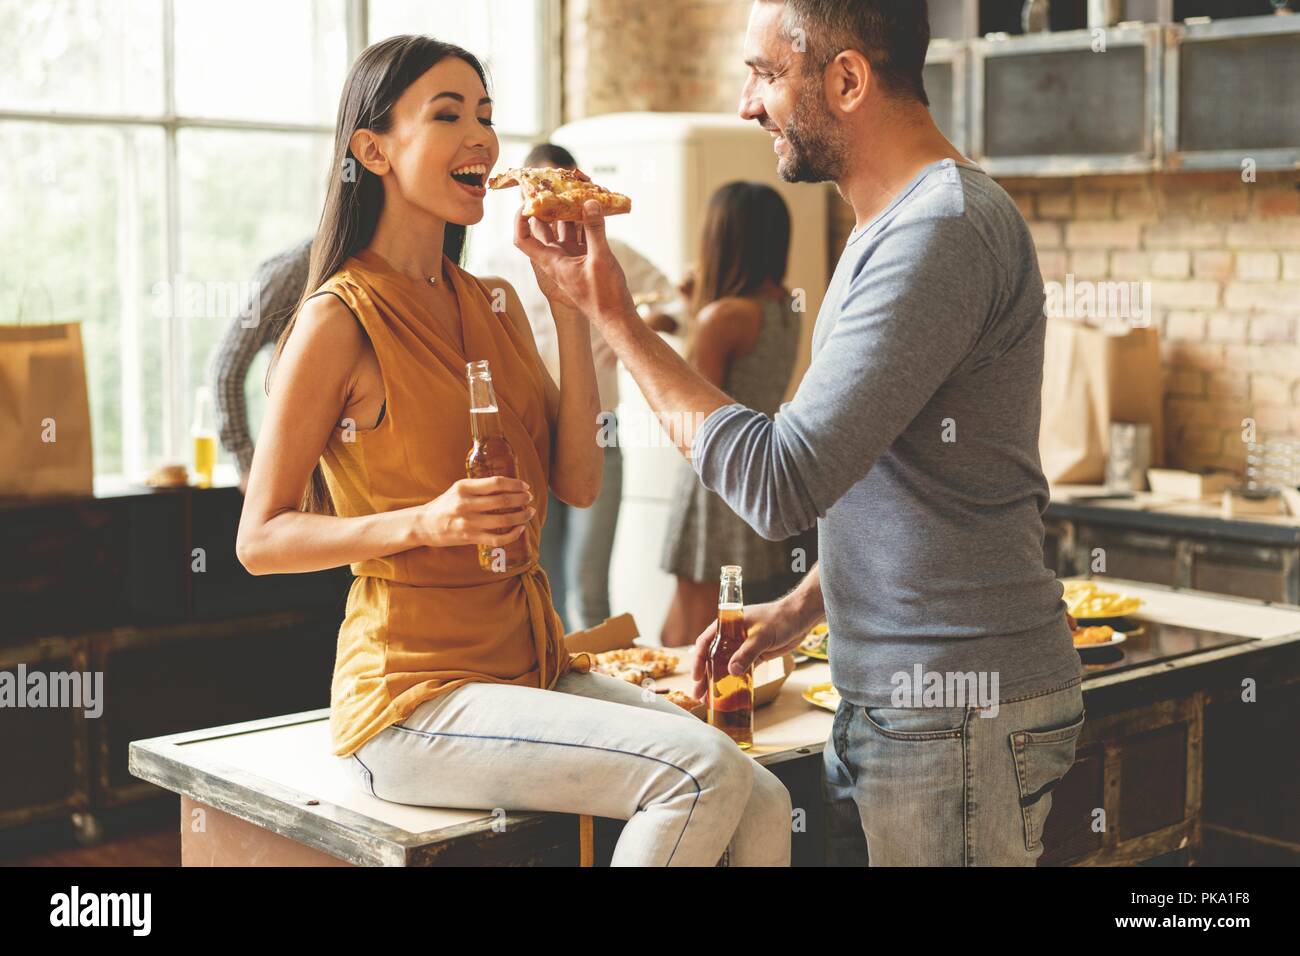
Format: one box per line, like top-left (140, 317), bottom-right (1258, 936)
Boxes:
top-left (344, 669), bottom-right (792, 866)
top-left (540, 421), bottom-right (622, 632)
top-left (823, 678), bottom-right (1086, 866)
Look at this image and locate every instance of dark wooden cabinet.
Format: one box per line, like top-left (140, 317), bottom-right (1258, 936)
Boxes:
top-left (0, 485), bottom-right (349, 838)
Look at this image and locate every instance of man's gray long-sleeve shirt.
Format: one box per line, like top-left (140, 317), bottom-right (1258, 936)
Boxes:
top-left (693, 158), bottom-right (1080, 706)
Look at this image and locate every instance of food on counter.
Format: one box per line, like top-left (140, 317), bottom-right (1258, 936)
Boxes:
top-left (591, 647), bottom-right (679, 685)
top-left (798, 623), bottom-right (829, 660)
top-left (1063, 580), bottom-right (1142, 619)
top-left (488, 166), bottom-right (631, 222)
top-left (606, 669), bottom-right (646, 685)
top-left (1062, 580), bottom-right (1098, 601)
top-left (664, 690), bottom-right (702, 711)
top-left (144, 463), bottom-right (190, 487)
top-left (802, 681), bottom-right (840, 712)
top-left (1072, 624), bottom-right (1116, 646)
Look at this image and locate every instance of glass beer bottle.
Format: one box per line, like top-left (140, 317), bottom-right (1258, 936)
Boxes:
top-left (464, 359), bottom-right (535, 572)
top-left (191, 385), bottom-right (218, 489)
top-left (707, 565), bottom-right (754, 749)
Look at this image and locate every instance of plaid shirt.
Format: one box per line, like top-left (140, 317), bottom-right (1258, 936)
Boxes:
top-left (209, 238), bottom-right (312, 477)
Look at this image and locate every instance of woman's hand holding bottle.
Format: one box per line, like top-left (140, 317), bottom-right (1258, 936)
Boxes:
top-left (413, 476), bottom-right (534, 549)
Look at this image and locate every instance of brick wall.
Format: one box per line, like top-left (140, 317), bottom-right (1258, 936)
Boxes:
top-left (563, 0), bottom-right (748, 118)
top-left (999, 172), bottom-right (1300, 474)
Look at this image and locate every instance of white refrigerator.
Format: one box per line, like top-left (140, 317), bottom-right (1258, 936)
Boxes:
top-left (551, 112), bottom-right (829, 644)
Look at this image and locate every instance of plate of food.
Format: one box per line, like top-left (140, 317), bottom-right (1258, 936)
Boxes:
top-left (1063, 580), bottom-right (1143, 622)
top-left (796, 623), bottom-right (829, 662)
top-left (802, 681), bottom-right (840, 713)
top-left (1071, 622), bottom-right (1128, 651)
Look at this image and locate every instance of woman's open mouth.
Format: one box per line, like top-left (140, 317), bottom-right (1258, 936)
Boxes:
top-left (450, 163), bottom-right (488, 197)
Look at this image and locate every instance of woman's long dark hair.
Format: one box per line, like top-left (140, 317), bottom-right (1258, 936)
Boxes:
top-left (266, 35), bottom-right (489, 515)
top-left (686, 181), bottom-right (791, 361)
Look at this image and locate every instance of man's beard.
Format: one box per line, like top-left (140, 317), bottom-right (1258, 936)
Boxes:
top-left (777, 82), bottom-right (847, 184)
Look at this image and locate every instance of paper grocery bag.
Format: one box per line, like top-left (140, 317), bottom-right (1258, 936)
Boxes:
top-left (0, 322), bottom-right (94, 497)
top-left (1039, 320), bottom-right (1163, 485)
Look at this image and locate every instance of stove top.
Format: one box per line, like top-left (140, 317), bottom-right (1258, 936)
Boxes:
top-left (1078, 618), bottom-right (1256, 678)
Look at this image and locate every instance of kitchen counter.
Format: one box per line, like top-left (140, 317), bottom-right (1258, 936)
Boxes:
top-left (1047, 483), bottom-right (1300, 546)
top-left (129, 580), bottom-right (1300, 866)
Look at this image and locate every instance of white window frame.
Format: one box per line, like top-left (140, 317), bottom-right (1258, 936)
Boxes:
top-left (0, 0), bottom-right (561, 477)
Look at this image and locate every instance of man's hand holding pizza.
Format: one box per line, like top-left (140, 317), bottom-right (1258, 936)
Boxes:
top-left (495, 165), bottom-right (638, 329)
top-left (513, 199), bottom-right (638, 330)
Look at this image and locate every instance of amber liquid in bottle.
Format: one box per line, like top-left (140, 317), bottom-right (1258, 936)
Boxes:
top-left (707, 565), bottom-right (754, 749)
top-left (464, 360), bottom-right (535, 572)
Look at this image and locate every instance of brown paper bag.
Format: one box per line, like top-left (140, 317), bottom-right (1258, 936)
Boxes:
top-left (0, 322), bottom-right (94, 497)
top-left (1039, 320), bottom-right (1163, 485)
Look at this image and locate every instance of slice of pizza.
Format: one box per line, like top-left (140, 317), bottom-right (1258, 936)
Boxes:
top-left (488, 167), bottom-right (632, 222)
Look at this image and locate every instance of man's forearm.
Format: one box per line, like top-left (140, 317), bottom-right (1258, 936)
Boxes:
top-left (782, 563), bottom-right (825, 631)
top-left (593, 307), bottom-right (732, 456)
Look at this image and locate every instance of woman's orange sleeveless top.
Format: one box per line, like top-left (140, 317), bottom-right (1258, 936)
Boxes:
top-left (314, 247), bottom-right (584, 757)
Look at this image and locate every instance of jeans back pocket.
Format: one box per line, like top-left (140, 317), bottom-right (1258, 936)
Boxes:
top-left (1010, 711), bottom-right (1085, 853)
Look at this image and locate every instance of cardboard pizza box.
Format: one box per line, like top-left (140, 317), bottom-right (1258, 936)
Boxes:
top-left (564, 613), bottom-right (795, 721)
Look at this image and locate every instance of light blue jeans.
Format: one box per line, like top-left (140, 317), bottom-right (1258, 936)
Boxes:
top-left (346, 669), bottom-right (792, 866)
top-left (540, 424), bottom-right (623, 633)
top-left (823, 678), bottom-right (1085, 866)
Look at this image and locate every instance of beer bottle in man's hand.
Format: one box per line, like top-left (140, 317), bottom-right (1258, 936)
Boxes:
top-left (707, 565), bottom-right (754, 749)
top-left (465, 359), bottom-right (535, 572)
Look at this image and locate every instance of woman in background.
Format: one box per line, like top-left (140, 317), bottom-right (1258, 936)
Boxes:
top-left (660, 182), bottom-right (798, 648)
top-left (236, 36), bottom-right (790, 866)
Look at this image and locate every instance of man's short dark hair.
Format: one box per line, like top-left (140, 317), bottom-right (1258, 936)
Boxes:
top-left (766, 0), bottom-right (930, 108)
top-left (523, 142), bottom-right (577, 167)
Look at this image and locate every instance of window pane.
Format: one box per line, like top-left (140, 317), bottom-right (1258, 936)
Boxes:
top-left (367, 0), bottom-right (547, 137)
top-left (176, 128), bottom-right (331, 464)
top-left (0, 0), bottom-right (164, 115)
top-left (0, 122), bottom-right (167, 480)
top-left (173, 0), bottom-right (348, 124)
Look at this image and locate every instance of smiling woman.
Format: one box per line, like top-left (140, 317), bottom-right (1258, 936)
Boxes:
top-left (262, 36), bottom-right (501, 517)
top-left (229, 32), bottom-right (790, 866)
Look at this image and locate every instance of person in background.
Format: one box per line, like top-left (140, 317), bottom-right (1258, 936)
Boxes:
top-left (475, 142), bottom-right (678, 632)
top-left (211, 237), bottom-right (313, 492)
top-left (659, 182), bottom-right (799, 647)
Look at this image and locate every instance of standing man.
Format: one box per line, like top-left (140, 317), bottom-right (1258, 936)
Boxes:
top-left (515, 0), bottom-right (1084, 865)
top-left (476, 143), bottom-right (678, 632)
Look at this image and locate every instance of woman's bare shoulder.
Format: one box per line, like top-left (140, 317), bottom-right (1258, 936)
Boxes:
top-left (293, 291), bottom-right (366, 344)
top-left (698, 295), bottom-right (762, 323)
top-left (696, 296), bottom-right (763, 347)
top-left (273, 293), bottom-right (373, 386)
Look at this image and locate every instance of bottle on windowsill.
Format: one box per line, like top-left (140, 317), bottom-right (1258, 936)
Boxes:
top-left (191, 386), bottom-right (218, 489)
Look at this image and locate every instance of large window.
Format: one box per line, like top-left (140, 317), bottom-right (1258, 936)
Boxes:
top-left (0, 0), bottom-right (559, 484)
